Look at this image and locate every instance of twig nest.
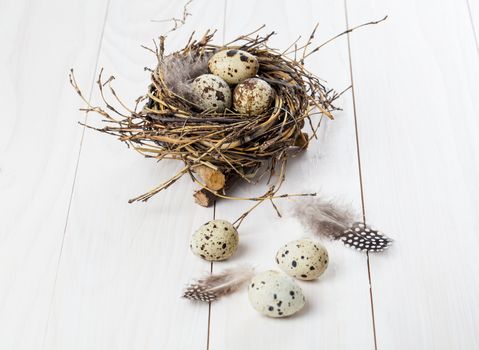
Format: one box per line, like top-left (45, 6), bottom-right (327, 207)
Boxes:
top-left (233, 78), bottom-right (275, 115)
top-left (190, 220), bottom-right (239, 261)
top-left (192, 74), bottom-right (232, 112)
top-left (248, 270), bottom-right (305, 318)
top-left (275, 239), bottom-right (329, 280)
top-left (208, 49), bottom-right (259, 84)
top-left (77, 30), bottom-right (340, 204)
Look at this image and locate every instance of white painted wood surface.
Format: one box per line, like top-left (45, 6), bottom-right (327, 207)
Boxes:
top-left (0, 1), bottom-right (109, 348)
top-left (347, 0), bottom-right (479, 348)
top-left (0, 0), bottom-right (478, 349)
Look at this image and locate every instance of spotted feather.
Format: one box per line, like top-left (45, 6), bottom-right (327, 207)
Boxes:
top-left (341, 222), bottom-right (393, 252)
top-left (183, 265), bottom-right (255, 303)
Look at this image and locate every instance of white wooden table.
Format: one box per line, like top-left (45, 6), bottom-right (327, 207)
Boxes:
top-left (1, 0), bottom-right (479, 349)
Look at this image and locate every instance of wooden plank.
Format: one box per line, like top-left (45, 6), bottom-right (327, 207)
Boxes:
top-left (42, 1), bottom-right (225, 349)
top-left (346, 0), bottom-right (479, 348)
top-left (209, 1), bottom-right (375, 349)
top-left (0, 1), bottom-right (109, 349)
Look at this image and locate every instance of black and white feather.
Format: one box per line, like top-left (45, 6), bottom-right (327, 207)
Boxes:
top-left (183, 265), bottom-right (254, 303)
top-left (341, 222), bottom-right (393, 252)
top-left (293, 196), bottom-right (393, 253)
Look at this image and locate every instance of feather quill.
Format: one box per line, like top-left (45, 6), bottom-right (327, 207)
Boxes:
top-left (183, 265), bottom-right (255, 303)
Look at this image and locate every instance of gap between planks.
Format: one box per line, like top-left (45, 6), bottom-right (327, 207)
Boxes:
top-left (465, 0), bottom-right (479, 54)
top-left (207, 2), bottom-right (228, 348)
top-left (40, 0), bottom-right (112, 348)
top-left (206, 201), bottom-right (216, 350)
top-left (344, 0), bottom-right (378, 349)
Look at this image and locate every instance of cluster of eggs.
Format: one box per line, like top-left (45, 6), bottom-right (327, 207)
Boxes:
top-left (248, 239), bottom-right (329, 318)
top-left (190, 220), bottom-right (329, 318)
top-left (191, 49), bottom-right (275, 115)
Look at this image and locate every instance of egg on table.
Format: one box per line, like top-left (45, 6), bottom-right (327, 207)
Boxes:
top-left (208, 49), bottom-right (259, 84)
top-left (190, 220), bottom-right (239, 261)
top-left (233, 78), bottom-right (275, 115)
top-left (276, 239), bottom-right (329, 281)
top-left (248, 270), bottom-right (305, 318)
top-left (191, 74), bottom-right (232, 112)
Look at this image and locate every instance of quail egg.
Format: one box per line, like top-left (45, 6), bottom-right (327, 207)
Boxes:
top-left (191, 74), bottom-right (232, 112)
top-left (208, 49), bottom-right (259, 84)
top-left (190, 220), bottom-right (239, 261)
top-left (233, 78), bottom-right (275, 115)
top-left (248, 270), bottom-right (305, 318)
top-left (276, 239), bottom-right (329, 281)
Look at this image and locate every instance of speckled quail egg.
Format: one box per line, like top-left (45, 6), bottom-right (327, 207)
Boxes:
top-left (190, 220), bottom-right (239, 261)
top-left (191, 74), bottom-right (232, 112)
top-left (233, 78), bottom-right (275, 115)
top-left (248, 270), bottom-right (305, 318)
top-left (208, 49), bottom-right (259, 84)
top-left (276, 239), bottom-right (329, 281)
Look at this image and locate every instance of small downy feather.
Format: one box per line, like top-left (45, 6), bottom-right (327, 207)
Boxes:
top-left (160, 51), bottom-right (212, 103)
top-left (293, 196), bottom-right (355, 239)
top-left (293, 196), bottom-right (393, 253)
top-left (183, 265), bottom-right (255, 303)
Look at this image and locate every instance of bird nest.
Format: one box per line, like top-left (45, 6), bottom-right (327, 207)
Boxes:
top-left (70, 27), bottom-right (341, 208)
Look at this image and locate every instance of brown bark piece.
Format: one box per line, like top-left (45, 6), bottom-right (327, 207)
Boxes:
top-left (294, 132), bottom-right (309, 149)
top-left (193, 188), bottom-right (217, 207)
top-left (192, 174), bottom-right (239, 207)
top-left (195, 165), bottom-right (226, 191)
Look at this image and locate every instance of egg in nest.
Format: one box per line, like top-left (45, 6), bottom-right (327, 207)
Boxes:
top-left (233, 78), bottom-right (275, 115)
top-left (191, 74), bottom-right (232, 112)
top-left (208, 49), bottom-right (259, 84)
